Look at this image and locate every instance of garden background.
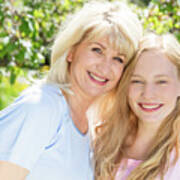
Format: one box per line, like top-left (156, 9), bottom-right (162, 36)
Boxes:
top-left (0, 0), bottom-right (179, 110)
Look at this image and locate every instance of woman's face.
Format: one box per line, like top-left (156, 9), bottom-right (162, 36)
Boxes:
top-left (67, 36), bottom-right (126, 99)
top-left (128, 49), bottom-right (180, 126)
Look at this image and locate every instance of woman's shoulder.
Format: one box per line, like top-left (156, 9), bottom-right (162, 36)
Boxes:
top-left (0, 83), bottom-right (68, 130)
top-left (18, 83), bottom-right (65, 105)
top-left (7, 83), bottom-right (67, 115)
top-left (0, 83), bottom-right (69, 170)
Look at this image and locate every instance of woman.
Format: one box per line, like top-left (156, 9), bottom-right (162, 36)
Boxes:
top-left (89, 33), bottom-right (180, 180)
top-left (0, 1), bottom-right (142, 180)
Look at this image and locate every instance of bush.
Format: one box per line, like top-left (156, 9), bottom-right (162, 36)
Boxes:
top-left (0, 75), bottom-right (28, 110)
top-left (136, 0), bottom-right (180, 40)
top-left (0, 0), bottom-right (87, 83)
top-left (0, 0), bottom-right (179, 85)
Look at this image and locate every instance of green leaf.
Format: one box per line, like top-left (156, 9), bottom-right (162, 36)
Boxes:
top-left (10, 69), bottom-right (17, 84)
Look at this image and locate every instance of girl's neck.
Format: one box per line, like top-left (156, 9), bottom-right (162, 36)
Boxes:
top-left (125, 121), bottom-right (161, 160)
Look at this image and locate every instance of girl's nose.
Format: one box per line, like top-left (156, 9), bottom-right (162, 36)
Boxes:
top-left (141, 83), bottom-right (156, 99)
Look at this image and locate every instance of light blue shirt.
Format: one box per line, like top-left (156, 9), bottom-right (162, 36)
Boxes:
top-left (0, 84), bottom-right (93, 180)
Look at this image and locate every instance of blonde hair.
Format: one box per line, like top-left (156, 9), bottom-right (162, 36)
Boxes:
top-left (88, 33), bottom-right (180, 180)
top-left (46, 0), bottom-right (142, 90)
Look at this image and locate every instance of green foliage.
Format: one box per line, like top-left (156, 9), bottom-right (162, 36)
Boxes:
top-left (0, 0), bottom-right (179, 85)
top-left (0, 0), bottom-right (87, 83)
top-left (0, 0), bottom-right (179, 109)
top-left (136, 0), bottom-right (180, 40)
top-left (0, 75), bottom-right (28, 110)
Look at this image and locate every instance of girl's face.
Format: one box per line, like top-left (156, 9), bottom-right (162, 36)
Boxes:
top-left (67, 36), bottom-right (126, 100)
top-left (128, 49), bottom-right (180, 126)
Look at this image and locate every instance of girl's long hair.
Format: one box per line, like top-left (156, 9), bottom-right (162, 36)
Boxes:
top-left (88, 33), bottom-right (180, 180)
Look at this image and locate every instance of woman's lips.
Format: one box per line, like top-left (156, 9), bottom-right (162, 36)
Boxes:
top-left (88, 71), bottom-right (108, 85)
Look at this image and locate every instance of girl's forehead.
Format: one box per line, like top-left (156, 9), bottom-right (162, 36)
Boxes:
top-left (134, 49), bottom-right (178, 79)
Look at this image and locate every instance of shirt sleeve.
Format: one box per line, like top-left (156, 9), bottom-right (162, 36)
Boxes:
top-left (164, 155), bottom-right (180, 180)
top-left (0, 86), bottom-right (61, 171)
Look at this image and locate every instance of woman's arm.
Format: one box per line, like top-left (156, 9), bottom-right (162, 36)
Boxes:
top-left (0, 161), bottom-right (29, 180)
top-left (0, 85), bottom-right (62, 179)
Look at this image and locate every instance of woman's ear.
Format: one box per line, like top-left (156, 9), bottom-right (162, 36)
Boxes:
top-left (178, 81), bottom-right (180, 97)
top-left (66, 47), bottom-right (76, 63)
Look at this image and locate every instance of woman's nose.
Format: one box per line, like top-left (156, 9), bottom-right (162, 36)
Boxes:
top-left (97, 57), bottom-right (113, 75)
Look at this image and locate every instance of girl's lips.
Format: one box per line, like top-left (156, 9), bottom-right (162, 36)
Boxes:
top-left (88, 71), bottom-right (109, 85)
top-left (138, 103), bottom-right (163, 112)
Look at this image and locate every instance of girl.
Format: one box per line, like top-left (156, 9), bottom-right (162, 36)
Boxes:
top-left (90, 33), bottom-right (180, 180)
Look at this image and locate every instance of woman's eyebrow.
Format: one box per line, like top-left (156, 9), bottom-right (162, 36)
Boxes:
top-left (90, 42), bottom-right (106, 49)
top-left (131, 74), bottom-right (142, 77)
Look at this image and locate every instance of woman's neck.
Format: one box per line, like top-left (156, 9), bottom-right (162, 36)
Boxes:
top-left (64, 90), bottom-right (94, 134)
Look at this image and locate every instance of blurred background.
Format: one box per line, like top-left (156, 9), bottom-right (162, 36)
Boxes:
top-left (0, 0), bottom-right (179, 110)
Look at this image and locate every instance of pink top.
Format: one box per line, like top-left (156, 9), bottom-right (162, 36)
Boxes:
top-left (115, 156), bottom-right (180, 180)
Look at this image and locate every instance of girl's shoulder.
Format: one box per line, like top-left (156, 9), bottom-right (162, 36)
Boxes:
top-left (163, 150), bottom-right (180, 180)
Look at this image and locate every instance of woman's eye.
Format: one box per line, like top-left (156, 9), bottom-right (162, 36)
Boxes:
top-left (91, 47), bottom-right (102, 54)
top-left (113, 57), bottom-right (124, 64)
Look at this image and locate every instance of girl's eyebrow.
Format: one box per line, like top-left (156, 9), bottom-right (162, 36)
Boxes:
top-left (155, 74), bottom-right (170, 78)
top-left (131, 74), bottom-right (170, 78)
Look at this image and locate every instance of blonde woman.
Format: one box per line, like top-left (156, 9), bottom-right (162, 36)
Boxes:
top-left (0, 1), bottom-right (142, 180)
top-left (89, 33), bottom-right (180, 180)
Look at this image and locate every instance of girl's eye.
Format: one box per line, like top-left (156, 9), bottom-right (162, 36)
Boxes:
top-left (91, 47), bottom-right (102, 54)
top-left (157, 80), bottom-right (168, 84)
top-left (113, 57), bottom-right (124, 64)
top-left (131, 80), bottom-right (144, 84)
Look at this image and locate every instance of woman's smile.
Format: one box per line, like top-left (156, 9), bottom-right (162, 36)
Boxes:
top-left (88, 71), bottom-right (109, 85)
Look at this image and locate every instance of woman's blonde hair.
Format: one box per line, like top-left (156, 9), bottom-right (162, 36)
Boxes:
top-left (88, 33), bottom-right (180, 180)
top-left (46, 0), bottom-right (142, 90)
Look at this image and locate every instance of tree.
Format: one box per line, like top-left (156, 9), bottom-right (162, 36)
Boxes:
top-left (0, 0), bottom-right (179, 84)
